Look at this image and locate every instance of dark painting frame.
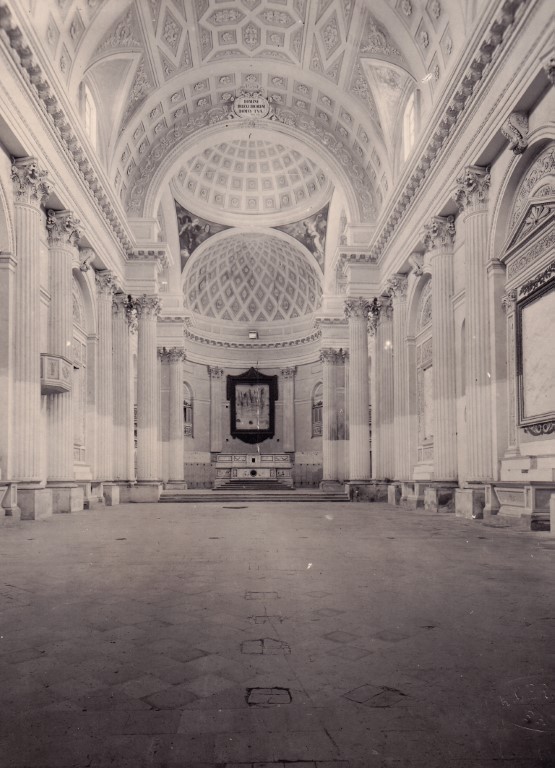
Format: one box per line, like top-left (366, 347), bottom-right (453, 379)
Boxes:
top-left (226, 367), bottom-right (278, 444)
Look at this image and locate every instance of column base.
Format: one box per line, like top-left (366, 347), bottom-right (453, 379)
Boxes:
top-left (319, 480), bottom-right (343, 492)
top-left (84, 482), bottom-right (105, 509)
top-left (424, 484), bottom-right (457, 513)
top-left (400, 482), bottom-right (425, 510)
top-left (127, 482), bottom-right (162, 503)
top-left (347, 481), bottom-right (383, 502)
top-left (455, 487), bottom-right (485, 520)
top-left (165, 481), bottom-right (188, 490)
top-left (486, 483), bottom-right (553, 531)
top-left (49, 484), bottom-right (84, 514)
top-left (1, 484), bottom-right (20, 518)
top-left (18, 488), bottom-right (53, 520)
top-left (103, 484), bottom-right (120, 506)
top-left (387, 483), bottom-right (402, 506)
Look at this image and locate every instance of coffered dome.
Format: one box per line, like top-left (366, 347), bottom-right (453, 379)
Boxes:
top-left (184, 232), bottom-right (322, 323)
top-left (173, 139), bottom-right (332, 222)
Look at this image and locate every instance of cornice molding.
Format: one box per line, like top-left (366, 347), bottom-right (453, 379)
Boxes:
top-left (368, 0), bottom-right (524, 263)
top-left (0, 3), bottom-right (132, 253)
top-left (184, 327), bottom-right (321, 350)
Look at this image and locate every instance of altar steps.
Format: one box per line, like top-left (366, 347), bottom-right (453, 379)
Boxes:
top-left (159, 488), bottom-right (350, 504)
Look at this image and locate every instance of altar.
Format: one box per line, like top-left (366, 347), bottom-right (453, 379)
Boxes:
top-left (214, 454), bottom-right (293, 488)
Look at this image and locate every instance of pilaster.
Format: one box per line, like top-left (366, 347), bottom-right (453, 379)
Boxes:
top-left (208, 366), bottom-right (225, 454)
top-left (281, 367), bottom-right (296, 453)
top-left (423, 215), bottom-right (458, 482)
top-left (374, 297), bottom-right (394, 481)
top-left (162, 347), bottom-right (186, 484)
top-left (112, 294), bottom-right (135, 483)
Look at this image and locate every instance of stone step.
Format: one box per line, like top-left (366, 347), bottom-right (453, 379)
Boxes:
top-left (160, 491), bottom-right (350, 504)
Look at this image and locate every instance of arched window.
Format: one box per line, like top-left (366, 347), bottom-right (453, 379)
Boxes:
top-left (402, 90), bottom-right (417, 161)
top-left (82, 83), bottom-right (97, 150)
top-left (312, 382), bottom-right (323, 437)
top-left (183, 382), bottom-right (193, 437)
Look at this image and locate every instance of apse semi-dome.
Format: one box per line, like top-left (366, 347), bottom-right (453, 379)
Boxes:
top-left (173, 139), bottom-right (332, 220)
top-left (184, 233), bottom-right (322, 323)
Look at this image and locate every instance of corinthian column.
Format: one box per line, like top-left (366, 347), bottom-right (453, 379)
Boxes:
top-left (423, 216), bottom-right (458, 481)
top-left (208, 366), bottom-right (225, 453)
top-left (95, 271), bottom-right (117, 481)
top-left (455, 167), bottom-right (493, 483)
top-left (388, 274), bottom-right (410, 481)
top-left (135, 295), bottom-right (162, 482)
top-left (281, 367), bottom-right (296, 453)
top-left (166, 347), bottom-right (186, 484)
top-left (112, 294), bottom-right (135, 482)
top-left (344, 298), bottom-right (371, 481)
top-left (45, 210), bottom-right (83, 512)
top-left (10, 158), bottom-right (52, 518)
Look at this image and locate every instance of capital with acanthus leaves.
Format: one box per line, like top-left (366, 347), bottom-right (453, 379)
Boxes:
top-left (95, 270), bottom-right (118, 296)
top-left (134, 294), bottom-right (162, 318)
top-left (46, 209), bottom-right (81, 248)
top-left (387, 273), bottom-right (409, 300)
top-left (11, 157), bottom-right (51, 207)
top-left (344, 297), bottom-right (372, 321)
top-left (454, 165), bottom-right (490, 212)
top-left (422, 215), bottom-right (456, 252)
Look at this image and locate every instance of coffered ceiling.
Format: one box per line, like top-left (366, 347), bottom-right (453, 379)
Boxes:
top-left (23, 0), bottom-right (469, 226)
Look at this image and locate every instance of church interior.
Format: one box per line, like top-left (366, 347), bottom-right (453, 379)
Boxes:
top-left (0, 0), bottom-right (554, 766)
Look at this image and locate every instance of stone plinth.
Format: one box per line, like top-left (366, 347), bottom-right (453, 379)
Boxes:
top-left (401, 482), bottom-right (425, 509)
top-left (50, 485), bottom-right (84, 514)
top-left (127, 483), bottom-right (162, 503)
top-left (1, 484), bottom-right (20, 518)
top-left (18, 488), bottom-right (52, 520)
top-left (104, 484), bottom-right (120, 506)
top-left (424, 485), bottom-right (456, 513)
top-left (455, 487), bottom-right (485, 519)
top-left (387, 483), bottom-right (402, 506)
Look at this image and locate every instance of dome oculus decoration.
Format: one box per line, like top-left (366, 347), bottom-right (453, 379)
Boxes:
top-left (184, 233), bottom-right (322, 323)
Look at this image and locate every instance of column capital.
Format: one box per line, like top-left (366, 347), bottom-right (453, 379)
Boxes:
top-left (320, 348), bottom-right (346, 365)
top-left (376, 295), bottom-right (393, 322)
top-left (454, 165), bottom-right (491, 212)
top-left (46, 209), bottom-right (81, 248)
top-left (158, 346), bottom-right (186, 363)
top-left (95, 270), bottom-right (118, 297)
top-left (344, 296), bottom-right (371, 321)
top-left (11, 157), bottom-right (51, 207)
top-left (423, 215), bottom-right (456, 253)
top-left (208, 366), bottom-right (225, 379)
top-left (387, 273), bottom-right (409, 301)
top-left (501, 289), bottom-right (517, 314)
top-left (134, 294), bottom-right (161, 317)
top-left (281, 366), bottom-right (296, 378)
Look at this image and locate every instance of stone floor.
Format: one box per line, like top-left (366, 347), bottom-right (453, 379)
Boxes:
top-left (0, 501), bottom-right (554, 768)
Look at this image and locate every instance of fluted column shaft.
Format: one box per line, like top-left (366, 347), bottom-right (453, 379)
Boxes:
top-left (135, 296), bottom-right (161, 481)
top-left (167, 349), bottom-right (186, 481)
top-left (112, 295), bottom-right (134, 481)
top-left (389, 275), bottom-right (410, 480)
top-left (424, 216), bottom-right (458, 481)
top-left (345, 298), bottom-right (371, 481)
top-left (208, 367), bottom-right (224, 453)
top-left (10, 158), bottom-right (50, 482)
top-left (46, 210), bottom-right (81, 482)
top-left (455, 167), bottom-right (493, 482)
top-left (281, 367), bottom-right (296, 453)
top-left (320, 350), bottom-right (339, 481)
top-left (378, 300), bottom-right (395, 480)
top-left (95, 272), bottom-right (117, 480)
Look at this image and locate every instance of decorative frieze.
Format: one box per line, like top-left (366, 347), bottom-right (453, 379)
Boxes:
top-left (422, 215), bottom-right (456, 251)
top-left (523, 421), bottom-right (555, 436)
top-left (501, 111), bottom-right (529, 155)
top-left (454, 165), bottom-right (491, 212)
top-left (11, 157), bottom-right (50, 206)
top-left (520, 259), bottom-right (555, 297)
top-left (46, 209), bottom-right (81, 248)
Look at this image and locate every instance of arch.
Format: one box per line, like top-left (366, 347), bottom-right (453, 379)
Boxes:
top-left (491, 132), bottom-right (555, 261)
top-left (129, 115), bottom-right (375, 226)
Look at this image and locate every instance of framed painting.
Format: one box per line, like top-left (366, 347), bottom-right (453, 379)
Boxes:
top-left (226, 367), bottom-right (278, 444)
top-left (516, 276), bottom-right (555, 434)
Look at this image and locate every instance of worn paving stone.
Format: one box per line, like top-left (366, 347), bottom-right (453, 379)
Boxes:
top-left (0, 501), bottom-right (553, 768)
